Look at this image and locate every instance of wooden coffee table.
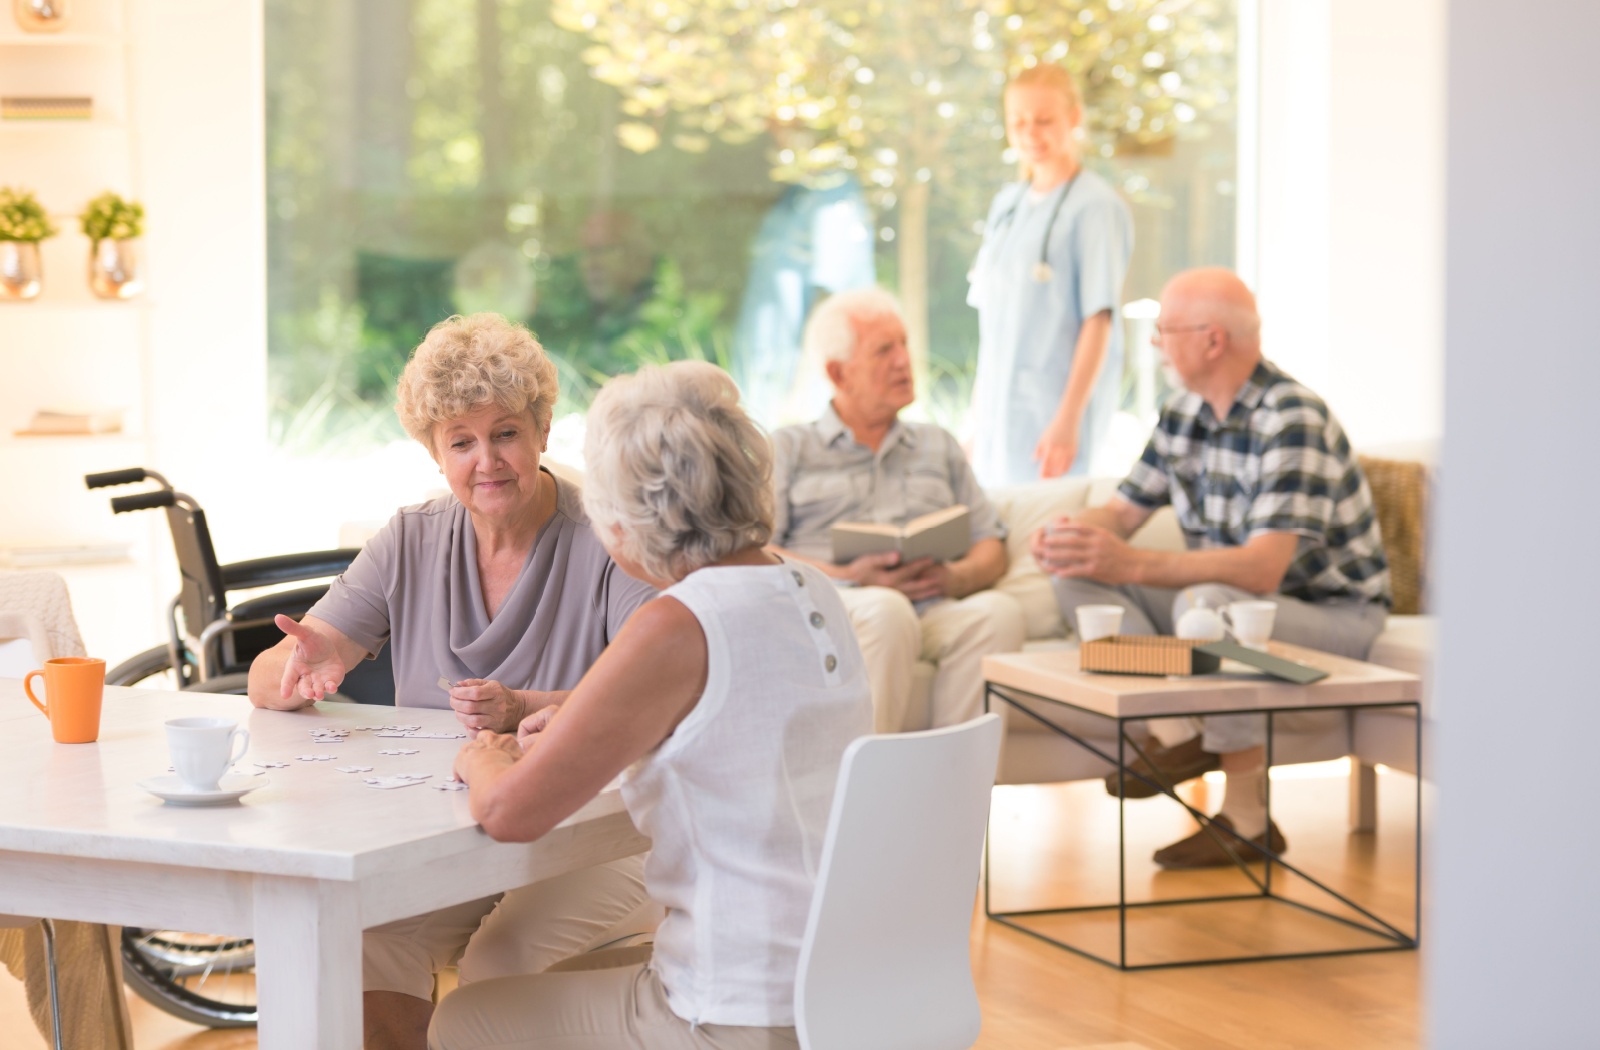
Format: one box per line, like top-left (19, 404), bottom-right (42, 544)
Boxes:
top-left (981, 642), bottom-right (1421, 970)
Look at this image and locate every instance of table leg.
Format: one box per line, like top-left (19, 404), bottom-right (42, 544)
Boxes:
top-left (253, 875), bottom-right (362, 1050)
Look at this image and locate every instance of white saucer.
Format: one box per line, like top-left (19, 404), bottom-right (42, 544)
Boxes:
top-left (139, 773), bottom-right (267, 806)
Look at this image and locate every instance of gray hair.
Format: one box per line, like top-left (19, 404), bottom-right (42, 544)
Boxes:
top-left (583, 361), bottom-right (774, 582)
top-left (802, 287), bottom-right (905, 366)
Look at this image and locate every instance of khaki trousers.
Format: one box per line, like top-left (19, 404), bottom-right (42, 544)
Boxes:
top-left (428, 947), bottom-right (798, 1050)
top-left (364, 854), bottom-right (653, 1000)
top-left (839, 586), bottom-right (1026, 733)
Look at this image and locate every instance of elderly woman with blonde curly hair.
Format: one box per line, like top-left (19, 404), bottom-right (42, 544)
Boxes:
top-left (246, 312), bottom-right (658, 1050)
top-left (431, 361), bottom-right (872, 1050)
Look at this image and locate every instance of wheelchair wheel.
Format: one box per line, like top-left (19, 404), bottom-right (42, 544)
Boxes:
top-left (121, 928), bottom-right (258, 1028)
top-left (106, 645), bottom-right (187, 690)
top-left (114, 669), bottom-right (259, 1026)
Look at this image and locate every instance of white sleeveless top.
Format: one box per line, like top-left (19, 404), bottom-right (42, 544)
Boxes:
top-left (621, 560), bottom-right (872, 1027)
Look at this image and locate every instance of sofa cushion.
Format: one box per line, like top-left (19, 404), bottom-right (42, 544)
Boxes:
top-left (1358, 455), bottom-right (1429, 615)
top-left (989, 478), bottom-right (1094, 640)
top-left (1367, 614), bottom-right (1434, 682)
top-left (989, 475), bottom-right (1190, 641)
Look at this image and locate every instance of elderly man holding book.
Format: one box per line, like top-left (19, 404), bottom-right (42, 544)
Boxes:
top-left (768, 288), bottom-right (1026, 733)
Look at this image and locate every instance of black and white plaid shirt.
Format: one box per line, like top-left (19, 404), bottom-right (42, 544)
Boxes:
top-left (1118, 360), bottom-right (1392, 607)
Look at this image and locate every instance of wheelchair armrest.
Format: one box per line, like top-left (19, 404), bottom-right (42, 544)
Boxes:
top-left (219, 549), bottom-right (361, 590)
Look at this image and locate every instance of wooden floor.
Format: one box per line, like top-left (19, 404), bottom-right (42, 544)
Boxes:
top-left (0, 762), bottom-right (1424, 1049)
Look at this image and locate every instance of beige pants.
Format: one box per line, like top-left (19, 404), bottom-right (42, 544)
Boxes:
top-left (840, 586), bottom-right (1026, 733)
top-left (365, 855), bottom-right (654, 1000)
top-left (428, 946), bottom-right (798, 1049)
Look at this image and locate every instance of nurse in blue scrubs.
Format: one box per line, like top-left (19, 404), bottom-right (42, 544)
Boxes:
top-left (967, 63), bottom-right (1134, 486)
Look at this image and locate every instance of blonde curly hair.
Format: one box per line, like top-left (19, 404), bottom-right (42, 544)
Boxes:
top-left (583, 361), bottom-right (773, 582)
top-left (394, 313), bottom-right (559, 452)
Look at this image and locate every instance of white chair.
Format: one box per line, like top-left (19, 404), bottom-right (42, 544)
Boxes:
top-left (0, 572), bottom-right (82, 1050)
top-left (0, 571), bottom-right (86, 669)
top-left (794, 713), bottom-right (1003, 1050)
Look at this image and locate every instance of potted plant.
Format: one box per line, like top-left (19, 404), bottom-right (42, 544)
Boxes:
top-left (80, 191), bottom-right (145, 300)
top-left (0, 186), bottom-right (56, 301)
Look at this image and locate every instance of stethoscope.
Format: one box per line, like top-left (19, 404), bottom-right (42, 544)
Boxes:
top-left (982, 169), bottom-right (1082, 284)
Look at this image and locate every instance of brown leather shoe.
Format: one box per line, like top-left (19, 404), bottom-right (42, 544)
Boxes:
top-left (1152, 813), bottom-right (1288, 869)
top-left (1105, 735), bottom-right (1221, 799)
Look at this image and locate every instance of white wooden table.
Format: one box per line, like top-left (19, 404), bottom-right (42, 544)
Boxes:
top-left (0, 680), bottom-right (648, 1048)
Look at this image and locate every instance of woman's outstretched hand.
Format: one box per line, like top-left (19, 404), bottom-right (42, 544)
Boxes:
top-left (276, 614), bottom-right (347, 701)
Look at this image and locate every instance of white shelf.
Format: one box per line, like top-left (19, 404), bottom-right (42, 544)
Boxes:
top-left (1, 432), bottom-right (144, 446)
top-left (0, 300), bottom-right (151, 313)
top-left (0, 33), bottom-right (123, 47)
top-left (0, 118), bottom-right (127, 132)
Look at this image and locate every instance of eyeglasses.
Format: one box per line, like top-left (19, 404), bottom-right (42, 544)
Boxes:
top-left (1151, 322), bottom-right (1211, 342)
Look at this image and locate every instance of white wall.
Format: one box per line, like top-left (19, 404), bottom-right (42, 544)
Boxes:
top-left (1430, 0), bottom-right (1600, 1044)
top-left (129, 0), bottom-right (273, 553)
top-left (1255, 0), bottom-right (1445, 449)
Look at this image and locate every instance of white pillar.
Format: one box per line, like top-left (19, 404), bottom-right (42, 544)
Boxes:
top-left (1431, 1), bottom-right (1600, 1044)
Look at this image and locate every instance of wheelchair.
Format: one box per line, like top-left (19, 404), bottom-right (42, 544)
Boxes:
top-left (86, 466), bottom-right (396, 1027)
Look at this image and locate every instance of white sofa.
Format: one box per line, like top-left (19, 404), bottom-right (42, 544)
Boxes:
top-left (901, 474), bottom-right (1431, 827)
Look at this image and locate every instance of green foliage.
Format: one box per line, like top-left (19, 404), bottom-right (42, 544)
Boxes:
top-left (535, 254), bottom-right (733, 409)
top-left (79, 191), bottom-right (145, 242)
top-left (264, 0), bottom-right (1236, 456)
top-left (0, 187), bottom-right (57, 243)
top-left (268, 289), bottom-right (406, 454)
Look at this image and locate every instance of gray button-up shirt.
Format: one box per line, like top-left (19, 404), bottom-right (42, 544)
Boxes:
top-left (771, 404), bottom-right (1006, 564)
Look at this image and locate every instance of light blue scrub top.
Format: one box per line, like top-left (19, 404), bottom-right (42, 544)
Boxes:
top-left (967, 169), bottom-right (1133, 487)
top-left (732, 176), bottom-right (876, 425)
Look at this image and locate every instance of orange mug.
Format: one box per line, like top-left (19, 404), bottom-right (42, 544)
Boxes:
top-left (24, 656), bottom-right (106, 743)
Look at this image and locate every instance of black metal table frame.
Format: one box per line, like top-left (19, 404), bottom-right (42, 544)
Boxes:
top-left (983, 681), bottom-right (1422, 971)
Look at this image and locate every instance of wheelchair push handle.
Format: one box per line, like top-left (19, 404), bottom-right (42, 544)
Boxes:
top-left (86, 466), bottom-right (172, 491)
top-left (111, 491), bottom-right (178, 514)
top-left (85, 467), bottom-right (150, 489)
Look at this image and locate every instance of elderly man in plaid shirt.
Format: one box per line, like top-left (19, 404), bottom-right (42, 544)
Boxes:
top-left (1032, 268), bottom-right (1392, 869)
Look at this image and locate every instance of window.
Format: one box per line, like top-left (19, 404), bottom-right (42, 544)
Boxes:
top-left (267, 0), bottom-right (1239, 469)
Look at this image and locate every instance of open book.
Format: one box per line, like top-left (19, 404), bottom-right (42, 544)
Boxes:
top-left (830, 505), bottom-right (972, 565)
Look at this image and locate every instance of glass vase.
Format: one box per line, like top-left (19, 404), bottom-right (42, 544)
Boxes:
top-left (13, 0), bottom-right (72, 33)
top-left (0, 241), bottom-right (42, 300)
top-left (89, 238), bottom-right (144, 300)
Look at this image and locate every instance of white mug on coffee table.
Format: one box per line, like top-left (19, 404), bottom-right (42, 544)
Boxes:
top-left (1223, 600), bottom-right (1278, 651)
top-left (1075, 604), bottom-right (1125, 643)
top-left (166, 717), bottom-right (250, 791)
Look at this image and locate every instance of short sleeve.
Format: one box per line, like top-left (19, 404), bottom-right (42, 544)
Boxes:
top-left (1243, 403), bottom-right (1342, 541)
top-left (1117, 431), bottom-right (1173, 510)
top-left (769, 428), bottom-right (798, 546)
top-left (1070, 196), bottom-right (1132, 319)
top-left (602, 564), bottom-right (659, 643)
top-left (306, 515), bottom-right (400, 657)
top-left (967, 185), bottom-right (1024, 310)
top-left (944, 431), bottom-right (1006, 544)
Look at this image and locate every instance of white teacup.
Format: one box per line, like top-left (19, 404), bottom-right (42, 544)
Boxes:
top-left (165, 717), bottom-right (250, 792)
top-left (1075, 604), bottom-right (1125, 643)
top-left (1224, 600), bottom-right (1278, 651)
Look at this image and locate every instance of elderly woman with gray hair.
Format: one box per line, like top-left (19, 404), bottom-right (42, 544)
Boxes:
top-left (246, 312), bottom-right (658, 1050)
top-left (433, 361), bottom-right (872, 1050)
